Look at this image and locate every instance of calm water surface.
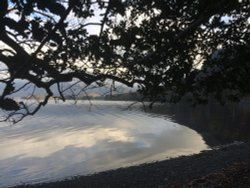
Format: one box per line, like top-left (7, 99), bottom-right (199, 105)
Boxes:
top-left (0, 100), bottom-right (219, 187)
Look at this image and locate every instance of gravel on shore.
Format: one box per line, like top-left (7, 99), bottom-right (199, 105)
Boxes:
top-left (13, 142), bottom-right (250, 188)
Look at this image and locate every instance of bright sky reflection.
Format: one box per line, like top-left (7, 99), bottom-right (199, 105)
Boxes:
top-left (0, 101), bottom-right (209, 187)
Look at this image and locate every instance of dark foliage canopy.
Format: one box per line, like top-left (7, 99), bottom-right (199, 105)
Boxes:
top-left (0, 0), bottom-right (249, 122)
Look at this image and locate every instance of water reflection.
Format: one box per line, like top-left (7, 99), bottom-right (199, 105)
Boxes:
top-left (148, 100), bottom-right (250, 146)
top-left (0, 101), bottom-right (208, 187)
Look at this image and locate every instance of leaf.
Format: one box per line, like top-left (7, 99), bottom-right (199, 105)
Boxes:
top-left (4, 18), bottom-right (27, 36)
top-left (3, 83), bottom-right (15, 96)
top-left (36, 0), bottom-right (65, 16)
top-left (31, 20), bottom-right (46, 41)
top-left (50, 32), bottom-right (62, 45)
top-left (0, 98), bottom-right (20, 111)
top-left (23, 1), bottom-right (34, 16)
top-left (36, 0), bottom-right (47, 10)
top-left (109, 0), bottom-right (125, 15)
top-left (47, 2), bottom-right (66, 16)
top-left (0, 0), bottom-right (8, 17)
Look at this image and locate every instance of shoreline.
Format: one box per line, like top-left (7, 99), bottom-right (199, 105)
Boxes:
top-left (12, 142), bottom-right (250, 188)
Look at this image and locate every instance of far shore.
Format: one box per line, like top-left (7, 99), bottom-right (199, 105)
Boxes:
top-left (13, 142), bottom-right (250, 188)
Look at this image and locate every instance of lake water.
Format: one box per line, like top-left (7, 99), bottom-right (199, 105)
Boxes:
top-left (0, 100), bottom-right (249, 187)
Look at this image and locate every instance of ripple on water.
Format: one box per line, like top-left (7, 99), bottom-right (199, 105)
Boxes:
top-left (0, 101), bottom-right (209, 187)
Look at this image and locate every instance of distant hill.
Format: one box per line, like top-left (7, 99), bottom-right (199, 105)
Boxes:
top-left (102, 92), bottom-right (143, 101)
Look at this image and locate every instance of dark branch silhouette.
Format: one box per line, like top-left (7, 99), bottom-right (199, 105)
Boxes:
top-left (0, 0), bottom-right (249, 122)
